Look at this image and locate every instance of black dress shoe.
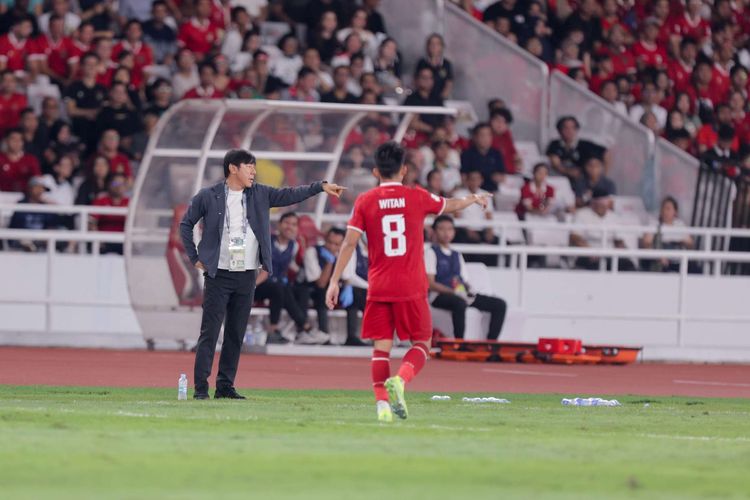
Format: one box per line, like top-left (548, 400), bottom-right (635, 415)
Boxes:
top-left (266, 331), bottom-right (289, 344)
top-left (193, 392), bottom-right (210, 400)
top-left (214, 388), bottom-right (246, 399)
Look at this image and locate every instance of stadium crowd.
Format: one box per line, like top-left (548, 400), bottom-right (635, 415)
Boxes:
top-left (0, 0), bottom-right (731, 341)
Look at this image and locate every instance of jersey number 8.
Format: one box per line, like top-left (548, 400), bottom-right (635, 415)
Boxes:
top-left (381, 214), bottom-right (406, 257)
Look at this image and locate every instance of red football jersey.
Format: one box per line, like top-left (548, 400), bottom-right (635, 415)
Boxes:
top-left (348, 182), bottom-right (446, 302)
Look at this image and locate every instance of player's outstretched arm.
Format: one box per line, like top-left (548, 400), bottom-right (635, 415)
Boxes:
top-left (325, 228), bottom-right (363, 310)
top-left (443, 193), bottom-right (491, 214)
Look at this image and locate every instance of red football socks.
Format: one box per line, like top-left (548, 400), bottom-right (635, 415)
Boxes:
top-left (371, 350), bottom-right (390, 401)
top-left (397, 343), bottom-right (430, 384)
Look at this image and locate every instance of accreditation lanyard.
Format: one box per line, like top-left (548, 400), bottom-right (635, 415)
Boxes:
top-left (224, 183), bottom-right (248, 237)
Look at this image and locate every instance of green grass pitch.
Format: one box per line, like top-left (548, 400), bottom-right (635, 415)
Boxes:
top-left (0, 385), bottom-right (749, 499)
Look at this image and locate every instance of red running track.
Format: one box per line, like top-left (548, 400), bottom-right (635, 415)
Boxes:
top-left (1, 347), bottom-right (749, 398)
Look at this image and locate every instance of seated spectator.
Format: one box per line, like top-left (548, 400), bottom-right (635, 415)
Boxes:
top-left (41, 154), bottom-right (76, 206)
top-left (177, 0), bottom-right (221, 61)
top-left (330, 33), bottom-right (374, 73)
top-left (281, 66), bottom-right (320, 102)
top-left (373, 37), bottom-right (401, 95)
top-left (183, 61), bottom-right (224, 99)
top-left (171, 48), bottom-right (199, 99)
top-left (64, 52), bottom-right (107, 153)
top-left (39, 0), bottom-right (81, 36)
top-left (255, 212), bottom-right (327, 345)
top-left (0, 128), bottom-right (41, 192)
top-left (113, 20), bottom-right (154, 89)
top-left (632, 17), bottom-right (668, 72)
top-left (669, 0), bottom-right (711, 55)
top-left (489, 108), bottom-right (521, 174)
top-left (639, 109), bottom-right (661, 135)
top-left (599, 80), bottom-right (628, 115)
top-left (94, 129), bottom-right (132, 182)
top-left (629, 81), bottom-right (668, 130)
top-left (301, 47), bottom-right (333, 93)
top-left (0, 71), bottom-right (27, 138)
top-left (426, 168), bottom-right (445, 197)
top-left (574, 156), bottom-right (616, 208)
top-left (130, 109), bottom-right (159, 163)
top-left (0, 16), bottom-right (35, 75)
top-left (75, 155), bottom-right (109, 205)
top-left (90, 172), bottom-right (129, 254)
top-left (403, 67), bottom-right (445, 135)
top-left (36, 14), bottom-right (76, 85)
top-left (460, 123), bottom-right (506, 192)
top-left (452, 169), bottom-right (499, 266)
top-left (221, 6), bottom-right (253, 65)
top-left (517, 162), bottom-right (555, 219)
top-left (95, 82), bottom-right (143, 147)
top-left (321, 65), bottom-right (357, 104)
top-left (570, 191), bottom-right (635, 271)
top-left (145, 78), bottom-right (173, 116)
top-left (701, 124), bottom-right (739, 172)
top-left (668, 38), bottom-right (697, 94)
top-left (19, 108), bottom-right (42, 160)
top-left (306, 10), bottom-right (339, 65)
top-left (43, 122), bottom-right (82, 174)
top-left (336, 7), bottom-right (377, 58)
top-left (34, 97), bottom-right (66, 154)
top-left (420, 139), bottom-right (461, 194)
top-left (143, 0), bottom-right (177, 65)
top-left (696, 105), bottom-right (739, 155)
top-left (270, 33), bottom-right (303, 87)
top-left (8, 177), bottom-right (59, 252)
top-left (303, 227), bottom-right (341, 344)
top-left (426, 215), bottom-right (507, 340)
top-left (416, 33), bottom-right (453, 99)
top-left (250, 49), bottom-right (286, 96)
top-left (546, 115), bottom-right (609, 182)
top-left (363, 0), bottom-right (386, 34)
top-left (641, 196), bottom-right (697, 273)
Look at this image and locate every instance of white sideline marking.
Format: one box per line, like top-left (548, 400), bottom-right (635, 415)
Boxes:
top-left (482, 368), bottom-right (578, 378)
top-left (673, 379), bottom-right (750, 388)
top-left (640, 433), bottom-right (750, 443)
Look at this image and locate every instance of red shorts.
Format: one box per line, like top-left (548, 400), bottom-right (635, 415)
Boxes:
top-left (360, 298), bottom-right (433, 342)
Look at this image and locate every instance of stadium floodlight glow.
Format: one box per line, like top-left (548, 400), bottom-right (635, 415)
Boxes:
top-left (124, 99), bottom-right (456, 345)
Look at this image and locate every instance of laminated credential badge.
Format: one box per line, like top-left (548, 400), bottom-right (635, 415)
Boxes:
top-left (228, 236), bottom-right (246, 271)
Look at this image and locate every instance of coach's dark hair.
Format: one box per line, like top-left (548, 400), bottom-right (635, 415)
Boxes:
top-left (279, 211), bottom-right (298, 223)
top-left (432, 214), bottom-right (454, 230)
top-left (374, 141), bottom-right (405, 178)
top-left (223, 149), bottom-right (256, 177)
top-left (327, 227), bottom-right (346, 238)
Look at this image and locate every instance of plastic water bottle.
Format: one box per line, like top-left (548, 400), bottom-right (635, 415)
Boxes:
top-left (178, 374), bottom-right (188, 400)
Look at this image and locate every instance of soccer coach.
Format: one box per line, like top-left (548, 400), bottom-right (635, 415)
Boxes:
top-left (180, 149), bottom-right (345, 399)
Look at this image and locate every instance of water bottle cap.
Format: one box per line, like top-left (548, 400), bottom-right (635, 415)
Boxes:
top-left (180, 373), bottom-right (186, 378)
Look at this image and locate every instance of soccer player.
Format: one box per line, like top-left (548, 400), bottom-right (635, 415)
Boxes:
top-left (325, 142), bottom-right (489, 422)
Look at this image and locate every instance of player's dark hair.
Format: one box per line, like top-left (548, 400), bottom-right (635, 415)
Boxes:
top-left (327, 227), bottom-right (346, 238)
top-left (279, 211), bottom-right (298, 223)
top-left (432, 214), bottom-right (454, 230)
top-left (223, 149), bottom-right (256, 178)
top-left (374, 141), bottom-right (405, 178)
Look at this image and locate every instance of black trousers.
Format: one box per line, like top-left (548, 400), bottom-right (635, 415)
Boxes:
top-left (345, 287), bottom-right (367, 341)
top-left (194, 269), bottom-right (256, 393)
top-left (311, 285), bottom-right (366, 340)
top-left (431, 293), bottom-right (507, 340)
top-left (254, 280), bottom-right (311, 329)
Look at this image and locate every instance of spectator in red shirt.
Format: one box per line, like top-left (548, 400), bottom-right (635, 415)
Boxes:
top-left (0, 128), bottom-right (41, 192)
top-left (93, 36), bottom-right (117, 87)
top-left (711, 43), bottom-right (734, 101)
top-left (112, 19), bottom-right (154, 90)
top-left (689, 60), bottom-right (723, 110)
top-left (0, 16), bottom-right (35, 74)
top-left (95, 129), bottom-right (133, 182)
top-left (728, 65), bottom-right (749, 102)
top-left (36, 14), bottom-right (78, 85)
top-left (601, 24), bottom-right (636, 77)
top-left (669, 0), bottom-right (711, 55)
top-left (696, 104), bottom-right (740, 154)
top-left (91, 172), bottom-right (129, 254)
top-left (489, 108), bottom-right (521, 174)
top-left (0, 70), bottom-right (27, 137)
top-left (177, 0), bottom-right (222, 61)
top-left (632, 17), bottom-right (668, 71)
top-left (668, 37), bottom-right (697, 93)
top-left (516, 162), bottom-right (555, 219)
top-left (183, 61), bottom-right (225, 99)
